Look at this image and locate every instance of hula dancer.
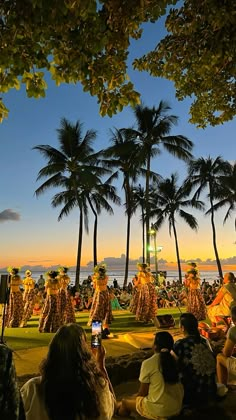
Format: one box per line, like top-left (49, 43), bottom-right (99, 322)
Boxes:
top-left (186, 264), bottom-right (206, 321)
top-left (6, 267), bottom-right (24, 328)
top-left (134, 263), bottom-right (157, 323)
top-left (88, 264), bottom-right (112, 338)
top-left (20, 270), bottom-right (36, 327)
top-left (39, 270), bottom-right (61, 333)
top-left (130, 274), bottom-right (141, 315)
top-left (58, 266), bottom-right (75, 324)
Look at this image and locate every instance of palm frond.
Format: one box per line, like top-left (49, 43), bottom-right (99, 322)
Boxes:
top-left (179, 210), bottom-right (198, 230)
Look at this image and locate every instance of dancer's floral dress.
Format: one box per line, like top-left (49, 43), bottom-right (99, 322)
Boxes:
top-left (6, 274), bottom-right (24, 328)
top-left (88, 272), bottom-right (112, 328)
top-left (133, 266), bottom-right (157, 322)
top-left (186, 275), bottom-right (207, 321)
top-left (58, 274), bottom-right (75, 324)
top-left (20, 274), bottom-right (35, 327)
top-left (39, 275), bottom-right (61, 333)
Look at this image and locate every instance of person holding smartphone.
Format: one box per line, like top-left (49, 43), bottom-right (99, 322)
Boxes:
top-left (21, 324), bottom-right (116, 420)
top-left (88, 264), bottom-right (112, 338)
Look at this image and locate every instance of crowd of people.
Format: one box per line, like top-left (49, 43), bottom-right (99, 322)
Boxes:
top-left (3, 263), bottom-right (234, 333)
top-left (5, 266), bottom-right (75, 333)
top-left (1, 262), bottom-right (236, 419)
top-left (1, 308), bottom-right (236, 419)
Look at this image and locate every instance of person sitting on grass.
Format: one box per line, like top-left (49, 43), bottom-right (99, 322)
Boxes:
top-left (207, 272), bottom-right (236, 325)
top-left (174, 313), bottom-right (217, 409)
top-left (217, 305), bottom-right (236, 392)
top-left (116, 331), bottom-right (184, 419)
top-left (21, 324), bottom-right (116, 420)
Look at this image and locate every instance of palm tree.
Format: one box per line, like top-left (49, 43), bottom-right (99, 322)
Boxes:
top-left (34, 118), bottom-right (111, 288)
top-left (149, 173), bottom-right (204, 283)
top-left (186, 156), bottom-right (232, 279)
top-left (212, 162), bottom-right (236, 230)
top-left (125, 101), bottom-right (193, 264)
top-left (86, 180), bottom-right (121, 266)
top-left (103, 128), bottom-right (142, 287)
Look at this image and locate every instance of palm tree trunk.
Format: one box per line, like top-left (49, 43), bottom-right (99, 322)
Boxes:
top-left (124, 183), bottom-right (131, 287)
top-left (172, 219), bottom-right (182, 284)
top-left (209, 193), bottom-right (223, 279)
top-left (75, 210), bottom-right (83, 290)
top-left (88, 197), bottom-right (98, 267)
top-left (142, 204), bottom-right (145, 263)
top-left (124, 211), bottom-right (131, 288)
top-left (145, 153), bottom-right (151, 264)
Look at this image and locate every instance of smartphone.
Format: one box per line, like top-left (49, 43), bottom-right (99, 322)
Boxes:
top-left (91, 320), bottom-right (102, 348)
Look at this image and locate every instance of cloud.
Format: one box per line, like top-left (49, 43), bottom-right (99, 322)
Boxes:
top-left (0, 209), bottom-right (20, 222)
top-left (27, 260), bottom-right (53, 263)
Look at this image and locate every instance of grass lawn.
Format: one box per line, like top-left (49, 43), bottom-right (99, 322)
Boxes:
top-left (2, 307), bottom-right (185, 351)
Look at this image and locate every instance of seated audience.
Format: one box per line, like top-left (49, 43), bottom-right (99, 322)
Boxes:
top-left (217, 306), bottom-right (236, 389)
top-left (208, 272), bottom-right (236, 325)
top-left (174, 313), bottom-right (217, 408)
top-left (109, 290), bottom-right (123, 310)
top-left (21, 324), bottom-right (115, 420)
top-left (0, 344), bottom-right (25, 420)
top-left (116, 331), bottom-right (183, 419)
top-left (119, 289), bottom-right (131, 308)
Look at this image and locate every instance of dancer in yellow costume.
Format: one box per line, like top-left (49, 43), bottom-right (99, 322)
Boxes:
top-left (88, 264), bottom-right (112, 338)
top-left (39, 270), bottom-right (61, 333)
top-left (134, 263), bottom-right (157, 323)
top-left (6, 267), bottom-right (23, 328)
top-left (58, 266), bottom-right (75, 324)
top-left (20, 270), bottom-right (36, 327)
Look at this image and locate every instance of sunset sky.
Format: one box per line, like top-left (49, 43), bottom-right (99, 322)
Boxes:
top-left (0, 17), bottom-right (235, 272)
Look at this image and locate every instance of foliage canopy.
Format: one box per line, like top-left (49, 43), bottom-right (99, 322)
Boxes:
top-left (1, 0), bottom-right (235, 127)
top-left (135, 0), bottom-right (236, 127)
top-left (0, 0), bottom-right (173, 121)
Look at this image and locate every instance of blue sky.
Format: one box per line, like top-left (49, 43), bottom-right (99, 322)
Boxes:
top-left (0, 18), bottom-right (235, 270)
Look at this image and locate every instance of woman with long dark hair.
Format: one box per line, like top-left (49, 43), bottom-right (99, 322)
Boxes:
top-left (174, 313), bottom-right (217, 408)
top-left (21, 324), bottom-right (115, 420)
top-left (117, 331), bottom-right (183, 419)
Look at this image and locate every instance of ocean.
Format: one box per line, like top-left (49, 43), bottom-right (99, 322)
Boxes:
top-left (5, 269), bottom-right (222, 287)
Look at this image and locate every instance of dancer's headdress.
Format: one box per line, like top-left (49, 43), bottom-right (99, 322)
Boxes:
top-left (59, 266), bottom-right (69, 273)
top-left (25, 270), bottom-right (32, 276)
top-left (137, 262), bottom-right (149, 271)
top-left (94, 263), bottom-right (107, 279)
top-left (47, 270), bottom-right (58, 279)
top-left (7, 266), bottom-right (20, 275)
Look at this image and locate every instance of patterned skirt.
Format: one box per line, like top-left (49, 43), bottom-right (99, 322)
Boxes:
top-left (88, 290), bottom-right (112, 325)
top-left (130, 288), bottom-right (140, 314)
top-left (135, 283), bottom-right (157, 322)
top-left (6, 291), bottom-right (24, 328)
top-left (187, 289), bottom-right (207, 321)
top-left (39, 294), bottom-right (61, 333)
top-left (64, 292), bottom-right (76, 324)
top-left (58, 289), bottom-right (67, 323)
top-left (21, 289), bottom-right (35, 324)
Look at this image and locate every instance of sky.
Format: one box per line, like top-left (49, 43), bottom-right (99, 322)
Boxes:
top-left (0, 16), bottom-right (236, 272)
